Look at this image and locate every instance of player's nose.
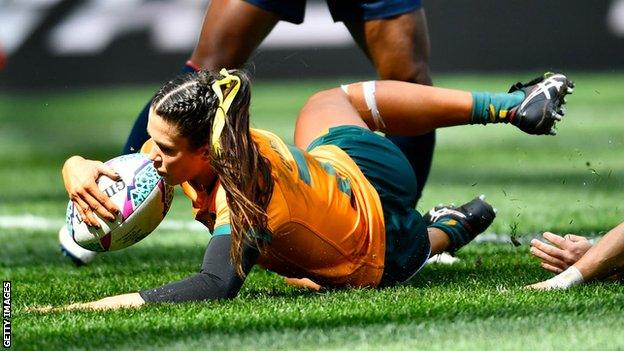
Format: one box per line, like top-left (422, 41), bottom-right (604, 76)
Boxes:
top-left (147, 148), bottom-right (161, 163)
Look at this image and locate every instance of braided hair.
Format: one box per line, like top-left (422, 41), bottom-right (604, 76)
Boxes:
top-left (152, 69), bottom-right (273, 276)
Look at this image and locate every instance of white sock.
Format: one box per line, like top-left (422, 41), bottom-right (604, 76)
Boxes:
top-left (545, 266), bottom-right (584, 290)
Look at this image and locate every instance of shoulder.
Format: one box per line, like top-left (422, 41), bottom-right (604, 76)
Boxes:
top-left (139, 139), bottom-right (154, 154)
top-left (250, 128), bottom-right (285, 149)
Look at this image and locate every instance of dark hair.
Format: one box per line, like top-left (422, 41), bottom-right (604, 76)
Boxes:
top-left (152, 69), bottom-right (273, 276)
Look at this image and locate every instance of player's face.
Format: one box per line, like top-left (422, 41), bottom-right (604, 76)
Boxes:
top-left (146, 110), bottom-right (210, 186)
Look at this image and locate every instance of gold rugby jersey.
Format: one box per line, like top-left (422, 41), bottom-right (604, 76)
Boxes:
top-left (144, 128), bottom-right (385, 287)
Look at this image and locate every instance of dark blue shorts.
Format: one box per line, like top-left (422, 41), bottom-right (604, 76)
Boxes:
top-left (245, 0), bottom-right (423, 24)
top-left (307, 125), bottom-right (431, 286)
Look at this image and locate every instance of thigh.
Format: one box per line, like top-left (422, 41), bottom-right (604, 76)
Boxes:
top-left (344, 8), bottom-right (432, 84)
top-left (327, 0), bottom-right (422, 23)
top-left (294, 88), bottom-right (369, 150)
top-left (245, 0), bottom-right (307, 24)
top-left (190, 0), bottom-right (281, 69)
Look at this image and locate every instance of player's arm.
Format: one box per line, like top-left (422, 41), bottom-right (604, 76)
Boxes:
top-left (527, 222), bottom-right (624, 290)
top-left (139, 234), bottom-right (258, 302)
top-left (29, 293), bottom-right (145, 312)
top-left (30, 234), bottom-right (259, 312)
top-left (62, 156), bottom-right (121, 227)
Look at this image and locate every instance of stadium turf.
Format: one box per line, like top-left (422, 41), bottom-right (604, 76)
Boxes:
top-left (2, 73), bottom-right (624, 350)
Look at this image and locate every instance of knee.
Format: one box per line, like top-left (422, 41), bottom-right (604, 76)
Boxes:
top-left (305, 89), bottom-right (335, 107)
top-left (297, 90), bottom-right (328, 126)
top-left (299, 89), bottom-right (338, 118)
top-left (378, 59), bottom-right (432, 85)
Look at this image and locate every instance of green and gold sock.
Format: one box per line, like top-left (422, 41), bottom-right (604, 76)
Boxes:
top-left (470, 90), bottom-right (525, 125)
top-left (429, 220), bottom-right (471, 252)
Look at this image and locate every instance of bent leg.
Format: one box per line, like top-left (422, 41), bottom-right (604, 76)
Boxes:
top-left (344, 9), bottom-right (434, 202)
top-left (295, 79), bottom-right (530, 149)
top-left (294, 88), bottom-right (370, 149)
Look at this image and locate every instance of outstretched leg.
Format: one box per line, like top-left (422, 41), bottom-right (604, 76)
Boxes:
top-left (294, 73), bottom-right (573, 149)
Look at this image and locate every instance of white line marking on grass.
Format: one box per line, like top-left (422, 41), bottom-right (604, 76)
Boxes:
top-left (0, 214), bottom-right (207, 232)
top-left (0, 215), bottom-right (602, 245)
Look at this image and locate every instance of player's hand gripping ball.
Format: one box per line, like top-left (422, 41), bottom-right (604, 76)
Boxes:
top-left (65, 154), bottom-right (174, 252)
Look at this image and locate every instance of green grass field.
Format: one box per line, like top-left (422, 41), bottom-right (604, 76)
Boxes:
top-left (2, 73), bottom-right (624, 350)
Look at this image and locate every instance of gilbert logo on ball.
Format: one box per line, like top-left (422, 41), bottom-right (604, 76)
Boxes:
top-left (65, 154), bottom-right (174, 252)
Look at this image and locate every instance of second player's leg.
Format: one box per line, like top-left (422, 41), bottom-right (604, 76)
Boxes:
top-left (123, 0), bottom-right (280, 154)
top-left (189, 0), bottom-right (280, 69)
top-left (344, 9), bottom-right (434, 202)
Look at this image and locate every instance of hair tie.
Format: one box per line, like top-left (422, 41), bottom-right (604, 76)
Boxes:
top-left (210, 68), bottom-right (241, 155)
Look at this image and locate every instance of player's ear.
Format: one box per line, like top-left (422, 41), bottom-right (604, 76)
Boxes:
top-left (199, 145), bottom-right (211, 160)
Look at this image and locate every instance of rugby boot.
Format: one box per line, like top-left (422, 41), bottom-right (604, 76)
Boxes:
top-left (424, 195), bottom-right (496, 251)
top-left (508, 72), bottom-right (574, 135)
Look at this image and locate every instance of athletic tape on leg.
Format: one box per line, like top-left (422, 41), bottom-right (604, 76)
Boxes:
top-left (342, 82), bottom-right (386, 131)
top-left (362, 81), bottom-right (386, 131)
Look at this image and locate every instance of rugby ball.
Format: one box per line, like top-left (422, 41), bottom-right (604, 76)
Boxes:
top-left (65, 153), bottom-right (174, 252)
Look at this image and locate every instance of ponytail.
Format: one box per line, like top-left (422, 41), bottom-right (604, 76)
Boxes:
top-left (153, 69), bottom-right (273, 276)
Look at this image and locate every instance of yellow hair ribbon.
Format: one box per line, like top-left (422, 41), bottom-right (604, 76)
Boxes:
top-left (210, 68), bottom-right (241, 155)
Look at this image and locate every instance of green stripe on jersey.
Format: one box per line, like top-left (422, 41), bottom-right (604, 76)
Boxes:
top-left (287, 145), bottom-right (311, 185)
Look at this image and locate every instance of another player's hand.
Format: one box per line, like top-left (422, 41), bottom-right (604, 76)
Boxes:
top-left (530, 232), bottom-right (592, 274)
top-left (62, 155), bottom-right (121, 227)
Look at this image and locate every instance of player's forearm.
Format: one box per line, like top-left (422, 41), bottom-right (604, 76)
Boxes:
top-left (343, 81), bottom-right (473, 135)
top-left (54, 293), bottom-right (145, 311)
top-left (575, 222), bottom-right (624, 281)
top-left (140, 235), bottom-right (257, 303)
top-left (139, 271), bottom-right (243, 302)
top-left (29, 293), bottom-right (145, 312)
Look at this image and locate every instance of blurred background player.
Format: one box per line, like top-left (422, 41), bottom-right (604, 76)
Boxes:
top-left (47, 69), bottom-right (571, 310)
top-left (527, 222), bottom-right (624, 290)
top-left (0, 44), bottom-right (6, 71)
top-left (60, 0), bottom-right (438, 265)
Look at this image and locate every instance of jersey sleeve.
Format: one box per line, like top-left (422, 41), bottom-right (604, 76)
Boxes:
top-left (139, 139), bottom-right (154, 154)
top-left (139, 234), bottom-right (259, 302)
top-left (212, 186), bottom-right (232, 236)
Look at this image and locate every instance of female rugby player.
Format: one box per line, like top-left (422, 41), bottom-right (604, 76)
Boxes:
top-left (61, 0), bottom-right (440, 266)
top-left (54, 69), bottom-right (572, 310)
